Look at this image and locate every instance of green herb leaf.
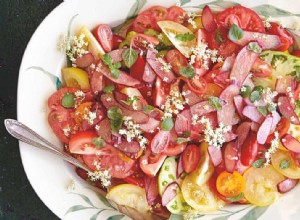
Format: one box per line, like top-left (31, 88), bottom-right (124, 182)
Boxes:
top-left (161, 117), bottom-right (174, 131)
top-left (110, 68), bottom-right (120, 79)
top-left (179, 65), bottom-right (195, 78)
top-left (247, 42), bottom-right (262, 53)
top-left (107, 106), bottom-right (123, 120)
top-left (93, 137), bottom-right (105, 148)
top-left (267, 103), bottom-right (276, 113)
top-left (177, 137), bottom-right (189, 144)
top-left (240, 85), bottom-right (252, 98)
top-left (228, 24), bottom-right (243, 41)
top-left (175, 33), bottom-right (196, 42)
top-left (62, 93), bottom-right (75, 108)
top-left (144, 105), bottom-right (155, 114)
top-left (109, 117), bottom-right (123, 132)
top-left (252, 158), bottom-right (265, 168)
top-left (122, 96), bottom-right (138, 105)
top-left (226, 192), bottom-right (245, 202)
top-left (250, 85), bottom-right (263, 102)
top-left (102, 54), bottom-right (121, 79)
top-left (215, 29), bottom-right (223, 43)
top-left (289, 65), bottom-right (300, 82)
top-left (208, 96), bottom-right (222, 111)
top-left (102, 53), bottom-right (113, 65)
top-left (257, 106), bottom-right (267, 116)
top-left (103, 84), bottom-right (115, 93)
top-left (183, 131), bottom-right (191, 137)
top-left (280, 159), bottom-right (290, 169)
top-left (122, 47), bottom-right (138, 68)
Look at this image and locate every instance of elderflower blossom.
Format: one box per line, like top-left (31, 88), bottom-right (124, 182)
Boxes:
top-left (83, 111), bottom-right (97, 125)
top-left (58, 33), bottom-right (88, 66)
top-left (88, 166), bottom-right (111, 187)
top-left (161, 89), bottom-right (185, 120)
top-left (264, 131), bottom-right (280, 166)
top-left (263, 16), bottom-right (272, 29)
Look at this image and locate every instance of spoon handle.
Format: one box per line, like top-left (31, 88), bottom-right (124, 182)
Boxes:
top-left (4, 119), bottom-right (91, 172)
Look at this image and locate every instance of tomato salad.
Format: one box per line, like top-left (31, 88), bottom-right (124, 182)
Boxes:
top-left (50, 4), bottom-right (300, 217)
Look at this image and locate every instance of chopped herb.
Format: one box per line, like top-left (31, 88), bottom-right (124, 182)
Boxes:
top-left (175, 33), bottom-right (196, 42)
top-left (122, 96), bottom-right (138, 105)
top-left (267, 103), bottom-right (276, 112)
top-left (247, 42), bottom-right (262, 53)
top-left (250, 85), bottom-right (263, 102)
top-left (228, 24), bottom-right (243, 41)
top-left (179, 65), bottom-right (195, 78)
top-left (144, 105), bottom-right (155, 114)
top-left (93, 137), bottom-right (105, 148)
top-left (271, 54), bottom-right (287, 67)
top-left (226, 193), bottom-right (245, 202)
top-left (122, 47), bottom-right (138, 68)
top-left (288, 65), bottom-right (300, 82)
top-left (183, 131), bottom-right (191, 137)
top-left (240, 85), bottom-right (252, 98)
top-left (208, 96), bottom-right (222, 111)
top-left (177, 137), bottom-right (189, 144)
top-left (280, 159), bottom-right (290, 169)
top-left (61, 93), bottom-right (75, 108)
top-left (295, 100), bottom-right (300, 116)
top-left (252, 158), bottom-right (265, 168)
top-left (107, 106), bottom-right (123, 131)
top-left (215, 29), bottom-right (223, 43)
top-left (102, 53), bottom-right (121, 79)
top-left (103, 84), bottom-right (115, 94)
top-left (161, 117), bottom-right (174, 131)
top-left (257, 106), bottom-right (267, 116)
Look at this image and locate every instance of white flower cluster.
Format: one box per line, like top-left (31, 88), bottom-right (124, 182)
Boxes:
top-left (156, 57), bottom-right (172, 73)
top-left (161, 89), bottom-right (185, 120)
top-left (119, 116), bottom-right (148, 149)
top-left (263, 87), bottom-right (278, 109)
top-left (88, 165), bottom-right (111, 187)
top-left (190, 42), bottom-right (223, 69)
top-left (58, 33), bottom-right (88, 66)
top-left (83, 111), bottom-right (97, 125)
top-left (263, 16), bottom-right (272, 29)
top-left (264, 131), bottom-right (280, 166)
top-left (186, 11), bottom-right (198, 29)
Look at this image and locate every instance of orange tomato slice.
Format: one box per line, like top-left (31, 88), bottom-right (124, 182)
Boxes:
top-left (216, 171), bottom-right (245, 197)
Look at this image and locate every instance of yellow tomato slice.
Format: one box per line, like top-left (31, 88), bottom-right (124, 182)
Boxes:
top-left (106, 184), bottom-right (150, 213)
top-left (288, 124), bottom-right (300, 140)
top-left (182, 175), bottom-right (225, 212)
top-left (62, 67), bottom-right (90, 91)
top-left (77, 26), bottom-right (105, 59)
top-left (74, 101), bottom-right (92, 124)
top-left (271, 149), bottom-right (300, 179)
top-left (216, 171), bottom-right (245, 197)
top-left (185, 17), bottom-right (203, 31)
top-left (243, 166), bottom-right (284, 206)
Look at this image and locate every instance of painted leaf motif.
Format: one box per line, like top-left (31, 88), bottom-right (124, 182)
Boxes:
top-left (169, 214), bottom-right (184, 220)
top-left (66, 14), bottom-right (79, 66)
top-left (212, 215), bottom-right (231, 220)
top-left (240, 206), bottom-right (269, 220)
top-left (107, 214), bottom-right (125, 220)
top-left (194, 0), bottom-right (241, 9)
top-left (126, 0), bottom-right (147, 19)
top-left (64, 205), bottom-right (93, 215)
top-left (98, 193), bottom-right (115, 209)
top-left (90, 210), bottom-right (105, 220)
top-left (27, 66), bottom-right (62, 90)
top-left (180, 0), bottom-right (191, 6)
top-left (252, 4), bottom-right (300, 17)
top-left (70, 193), bottom-right (96, 207)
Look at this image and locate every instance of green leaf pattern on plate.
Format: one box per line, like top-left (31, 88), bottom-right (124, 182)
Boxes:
top-left (180, 0), bottom-right (191, 6)
top-left (252, 4), bottom-right (300, 17)
top-left (126, 0), bottom-right (147, 19)
top-left (64, 205), bottom-right (94, 216)
top-left (107, 214), bottom-right (125, 220)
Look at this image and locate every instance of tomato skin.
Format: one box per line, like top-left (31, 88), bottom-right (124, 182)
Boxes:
top-left (132, 12), bottom-right (153, 33)
top-left (124, 173), bottom-right (145, 188)
top-left (151, 130), bottom-right (170, 154)
top-left (139, 149), bottom-right (167, 177)
top-left (181, 144), bottom-right (201, 173)
top-left (186, 77), bottom-right (208, 94)
top-left (130, 33), bottom-right (159, 49)
top-left (167, 6), bottom-right (186, 23)
top-left (240, 132), bottom-right (258, 166)
top-left (69, 130), bottom-right (98, 154)
top-left (48, 87), bottom-right (79, 110)
top-left (112, 34), bottom-right (124, 50)
top-left (266, 118), bottom-right (290, 144)
top-left (130, 55), bottom-right (145, 81)
top-left (164, 142), bottom-right (187, 156)
top-left (93, 24), bottom-right (113, 52)
top-left (216, 6), bottom-right (265, 32)
top-left (208, 176), bottom-right (231, 203)
top-left (166, 49), bottom-right (188, 75)
top-left (292, 50), bottom-right (300, 58)
top-left (216, 171), bottom-right (245, 197)
top-left (266, 22), bottom-right (294, 51)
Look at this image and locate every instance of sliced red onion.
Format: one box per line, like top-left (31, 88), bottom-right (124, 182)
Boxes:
top-left (115, 140), bottom-right (141, 154)
top-left (277, 178), bottom-right (299, 194)
top-left (224, 142), bottom-right (239, 173)
top-left (224, 132), bottom-right (237, 142)
top-left (229, 30), bottom-right (281, 50)
top-left (282, 134), bottom-right (300, 153)
top-left (278, 96), bottom-right (300, 125)
top-left (230, 46), bottom-right (259, 87)
top-left (90, 71), bottom-right (104, 94)
top-left (75, 53), bottom-right (95, 68)
top-left (234, 95), bottom-right (244, 118)
top-left (208, 145), bottom-right (222, 167)
top-left (275, 75), bottom-right (296, 94)
top-left (161, 182), bottom-right (179, 206)
top-left (201, 5), bottom-right (217, 32)
top-left (144, 175), bottom-right (159, 206)
top-left (236, 121), bottom-right (251, 147)
top-left (214, 71), bottom-right (230, 87)
top-left (108, 48), bottom-right (125, 62)
top-left (191, 100), bottom-right (215, 117)
top-left (242, 76), bottom-right (255, 89)
top-left (251, 122), bottom-right (260, 132)
top-left (242, 105), bottom-right (264, 123)
top-left (139, 117), bottom-right (160, 133)
top-left (182, 84), bottom-right (203, 106)
top-left (270, 111), bottom-right (281, 131)
top-left (251, 58), bottom-right (272, 78)
top-left (151, 130), bottom-right (171, 154)
top-left (96, 118), bottom-right (112, 143)
top-left (177, 156), bottom-right (184, 179)
top-left (143, 62), bottom-right (157, 83)
top-left (220, 54), bottom-right (236, 72)
top-left (257, 115), bottom-right (273, 144)
top-left (175, 109), bottom-right (192, 135)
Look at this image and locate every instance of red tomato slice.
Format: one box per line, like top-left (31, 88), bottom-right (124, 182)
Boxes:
top-left (216, 6), bottom-right (265, 32)
top-left (292, 50), bottom-right (300, 58)
top-left (112, 34), bottom-right (124, 50)
top-left (124, 172), bottom-right (145, 188)
top-left (93, 24), bottom-right (113, 52)
top-left (132, 12), bottom-right (154, 33)
top-left (151, 130), bottom-right (171, 154)
top-left (130, 33), bottom-right (159, 50)
top-left (181, 144), bottom-right (201, 173)
top-left (186, 77), bottom-right (208, 94)
top-left (166, 6), bottom-right (186, 23)
top-left (164, 142), bottom-right (187, 156)
top-left (240, 132), bottom-right (258, 166)
top-left (266, 118), bottom-right (290, 144)
top-left (82, 145), bottom-right (135, 178)
top-left (266, 22), bottom-right (294, 51)
top-left (130, 55), bottom-right (146, 81)
top-left (69, 130), bottom-right (99, 154)
top-left (48, 87), bottom-right (79, 110)
top-left (139, 149), bottom-right (167, 176)
top-left (166, 49), bottom-right (188, 75)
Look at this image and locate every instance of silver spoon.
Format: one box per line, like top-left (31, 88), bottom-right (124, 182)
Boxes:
top-left (4, 119), bottom-right (91, 172)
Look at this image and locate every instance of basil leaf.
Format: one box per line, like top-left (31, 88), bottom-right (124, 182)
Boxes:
top-left (102, 53), bottom-right (113, 66)
top-left (103, 84), bottom-right (115, 94)
top-left (240, 85), bottom-right (252, 98)
top-left (102, 54), bottom-right (121, 79)
top-left (280, 159), bottom-right (290, 169)
top-left (122, 96), bottom-right (138, 105)
top-left (110, 68), bottom-right (120, 79)
top-left (228, 24), bottom-right (243, 41)
top-left (109, 117), bottom-right (123, 132)
top-left (267, 103), bottom-right (276, 113)
top-left (93, 137), bottom-right (105, 148)
top-left (175, 33), bottom-right (195, 42)
top-left (144, 105), bottom-right (155, 114)
top-left (177, 137), bottom-right (189, 144)
top-left (208, 96), bottom-right (222, 111)
top-left (248, 42), bottom-right (262, 53)
top-left (122, 48), bottom-right (138, 68)
top-left (107, 106), bottom-right (123, 120)
top-left (252, 159), bottom-right (265, 168)
top-left (179, 65), bottom-right (195, 78)
top-left (62, 93), bottom-right (75, 108)
top-left (257, 106), bottom-right (267, 116)
top-left (161, 117), bottom-right (174, 131)
top-left (226, 193), bottom-right (245, 202)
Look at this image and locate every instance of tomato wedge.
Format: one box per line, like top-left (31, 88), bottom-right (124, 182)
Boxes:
top-left (186, 77), bottom-right (208, 94)
top-left (139, 149), bottom-right (167, 177)
top-left (240, 132), bottom-right (258, 166)
top-left (69, 130), bottom-right (98, 154)
top-left (181, 144), bottom-right (201, 173)
top-left (216, 171), bottom-right (245, 197)
top-left (266, 118), bottom-right (290, 144)
top-left (166, 49), bottom-right (188, 75)
top-left (94, 24), bottom-right (113, 52)
top-left (266, 22), bottom-right (294, 51)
